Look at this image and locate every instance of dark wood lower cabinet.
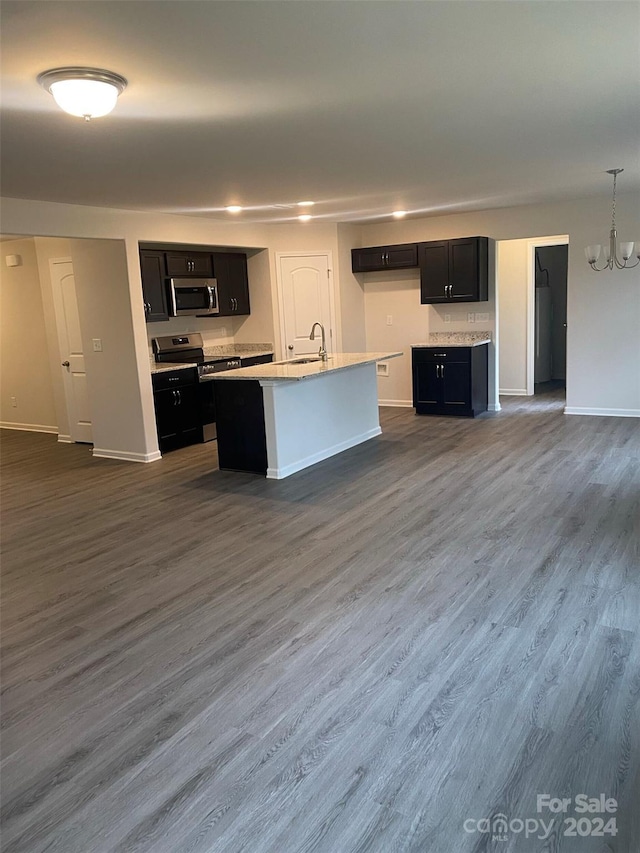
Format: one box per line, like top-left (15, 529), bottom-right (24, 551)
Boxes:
top-left (152, 368), bottom-right (201, 452)
top-left (213, 380), bottom-right (267, 474)
top-left (412, 344), bottom-right (488, 417)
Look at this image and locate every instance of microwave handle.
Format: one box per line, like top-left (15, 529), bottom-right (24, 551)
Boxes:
top-left (169, 282), bottom-right (178, 317)
top-left (207, 285), bottom-right (216, 311)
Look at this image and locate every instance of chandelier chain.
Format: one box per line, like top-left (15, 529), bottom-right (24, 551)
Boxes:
top-left (611, 170), bottom-right (617, 230)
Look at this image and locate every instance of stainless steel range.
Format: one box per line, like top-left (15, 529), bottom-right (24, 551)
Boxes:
top-left (153, 333), bottom-right (241, 441)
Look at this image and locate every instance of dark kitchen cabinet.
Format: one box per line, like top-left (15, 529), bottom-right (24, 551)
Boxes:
top-left (419, 237), bottom-right (488, 303)
top-left (165, 251), bottom-right (213, 278)
top-left (352, 243), bottom-right (418, 273)
top-left (140, 250), bottom-right (169, 323)
top-left (412, 344), bottom-right (488, 417)
top-left (241, 353), bottom-right (273, 367)
top-left (214, 379), bottom-right (268, 474)
top-left (213, 252), bottom-right (250, 316)
top-left (152, 368), bottom-right (201, 452)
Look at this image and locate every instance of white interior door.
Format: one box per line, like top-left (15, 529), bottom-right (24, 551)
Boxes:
top-left (49, 258), bottom-right (93, 443)
top-left (278, 253), bottom-right (335, 358)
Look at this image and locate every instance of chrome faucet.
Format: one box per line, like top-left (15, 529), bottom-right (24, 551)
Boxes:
top-left (309, 322), bottom-right (328, 361)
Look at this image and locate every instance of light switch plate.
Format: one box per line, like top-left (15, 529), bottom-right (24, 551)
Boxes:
top-left (444, 313), bottom-right (452, 323)
top-left (92, 338), bottom-right (103, 352)
top-left (475, 312), bottom-right (490, 323)
top-left (467, 312), bottom-right (475, 323)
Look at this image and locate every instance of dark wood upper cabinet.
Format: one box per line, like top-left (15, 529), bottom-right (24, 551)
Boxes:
top-left (419, 237), bottom-right (488, 303)
top-left (139, 250), bottom-right (169, 323)
top-left (352, 243), bottom-right (418, 273)
top-left (213, 252), bottom-right (250, 316)
top-left (165, 251), bottom-right (213, 278)
top-left (139, 244), bottom-right (252, 320)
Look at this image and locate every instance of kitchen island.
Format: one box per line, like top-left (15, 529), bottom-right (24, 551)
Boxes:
top-left (212, 352), bottom-right (402, 479)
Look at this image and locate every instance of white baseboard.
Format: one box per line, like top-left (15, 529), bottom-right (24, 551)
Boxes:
top-left (266, 426), bottom-right (382, 480)
top-left (92, 447), bottom-right (163, 463)
top-left (0, 421), bottom-right (58, 434)
top-left (378, 399), bottom-right (413, 408)
top-left (499, 389), bottom-right (529, 396)
top-left (564, 407), bottom-right (640, 419)
top-left (57, 434), bottom-right (72, 443)
top-left (488, 403), bottom-right (502, 412)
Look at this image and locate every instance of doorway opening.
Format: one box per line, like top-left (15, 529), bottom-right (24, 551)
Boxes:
top-left (531, 242), bottom-right (568, 399)
top-left (496, 234), bottom-right (568, 403)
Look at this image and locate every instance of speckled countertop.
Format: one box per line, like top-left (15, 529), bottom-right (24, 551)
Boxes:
top-left (413, 332), bottom-right (492, 348)
top-left (150, 343), bottom-right (273, 374)
top-left (211, 352), bottom-right (403, 382)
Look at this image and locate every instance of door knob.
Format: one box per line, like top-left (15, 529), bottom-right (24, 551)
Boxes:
top-left (61, 360), bottom-right (70, 367)
top-left (288, 344), bottom-right (294, 350)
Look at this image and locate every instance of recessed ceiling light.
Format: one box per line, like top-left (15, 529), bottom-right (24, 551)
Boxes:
top-left (37, 67), bottom-right (127, 120)
top-left (393, 210), bottom-right (407, 218)
top-left (297, 201), bottom-right (315, 207)
top-left (226, 205), bottom-right (243, 213)
top-left (298, 214), bottom-right (312, 222)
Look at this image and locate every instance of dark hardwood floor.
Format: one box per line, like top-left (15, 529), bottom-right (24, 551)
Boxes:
top-left (1, 391), bottom-right (639, 852)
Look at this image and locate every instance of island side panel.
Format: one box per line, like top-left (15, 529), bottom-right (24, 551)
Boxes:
top-left (214, 379), bottom-right (268, 474)
top-left (260, 362), bottom-right (382, 480)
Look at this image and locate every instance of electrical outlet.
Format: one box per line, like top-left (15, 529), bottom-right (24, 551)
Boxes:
top-left (467, 312), bottom-right (475, 323)
top-left (11, 396), bottom-right (17, 408)
top-left (475, 312), bottom-right (489, 323)
top-left (377, 362), bottom-right (389, 376)
top-left (444, 313), bottom-right (452, 324)
top-left (92, 338), bottom-right (103, 352)
top-left (386, 315), bottom-right (393, 326)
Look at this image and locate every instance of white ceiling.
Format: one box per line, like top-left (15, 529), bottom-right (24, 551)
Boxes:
top-left (1, 1), bottom-right (639, 223)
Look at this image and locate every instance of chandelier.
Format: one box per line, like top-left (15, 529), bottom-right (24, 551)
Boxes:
top-left (585, 169), bottom-right (639, 271)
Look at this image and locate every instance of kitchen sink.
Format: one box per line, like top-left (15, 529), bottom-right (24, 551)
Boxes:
top-left (288, 356), bottom-right (324, 364)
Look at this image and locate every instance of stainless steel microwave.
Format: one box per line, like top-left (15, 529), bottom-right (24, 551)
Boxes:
top-left (169, 278), bottom-right (219, 316)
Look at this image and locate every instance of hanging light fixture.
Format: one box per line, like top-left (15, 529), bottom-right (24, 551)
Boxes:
top-left (37, 67), bottom-right (127, 121)
top-left (585, 169), bottom-right (639, 271)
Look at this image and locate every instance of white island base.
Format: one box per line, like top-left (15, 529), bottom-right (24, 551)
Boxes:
top-left (212, 352), bottom-right (401, 479)
top-left (261, 362), bottom-right (381, 479)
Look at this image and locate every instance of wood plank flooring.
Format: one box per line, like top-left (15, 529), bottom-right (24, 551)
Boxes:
top-left (1, 391), bottom-right (639, 852)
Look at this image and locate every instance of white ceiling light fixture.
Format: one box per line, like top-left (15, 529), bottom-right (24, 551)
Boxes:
top-left (393, 210), bottom-right (407, 219)
top-left (226, 205), bottom-right (243, 213)
top-left (37, 67), bottom-right (127, 121)
top-left (585, 169), bottom-right (639, 271)
top-left (298, 214), bottom-right (312, 222)
top-left (297, 201), bottom-right (315, 207)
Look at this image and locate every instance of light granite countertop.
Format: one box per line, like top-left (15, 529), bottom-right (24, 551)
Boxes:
top-left (211, 352), bottom-right (403, 382)
top-left (150, 343), bottom-right (273, 374)
top-left (413, 332), bottom-right (492, 348)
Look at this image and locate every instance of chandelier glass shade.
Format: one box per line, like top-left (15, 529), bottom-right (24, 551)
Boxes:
top-left (585, 169), bottom-right (639, 271)
top-left (38, 67), bottom-right (127, 121)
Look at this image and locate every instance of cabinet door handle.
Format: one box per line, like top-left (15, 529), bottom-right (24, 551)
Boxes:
top-left (441, 364), bottom-right (445, 377)
top-left (172, 390), bottom-right (177, 406)
top-left (449, 284), bottom-right (453, 298)
top-left (177, 389), bottom-right (181, 405)
top-left (436, 364), bottom-right (440, 379)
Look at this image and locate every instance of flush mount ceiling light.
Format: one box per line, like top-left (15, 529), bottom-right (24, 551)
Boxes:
top-left (297, 201), bottom-right (315, 207)
top-left (298, 214), bottom-right (312, 222)
top-left (393, 210), bottom-right (407, 219)
top-left (226, 205), bottom-right (243, 213)
top-left (585, 169), bottom-right (639, 271)
top-left (37, 67), bottom-right (127, 121)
